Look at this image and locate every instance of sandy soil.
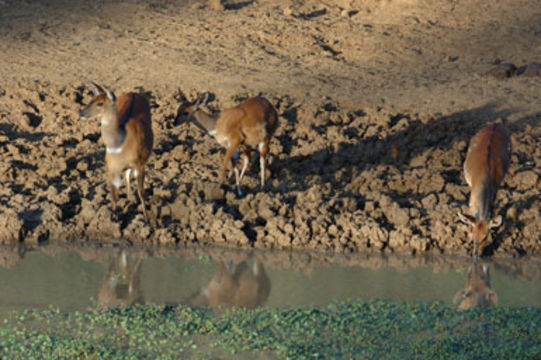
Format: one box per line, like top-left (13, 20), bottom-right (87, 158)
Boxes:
top-left (0, 0), bottom-right (540, 256)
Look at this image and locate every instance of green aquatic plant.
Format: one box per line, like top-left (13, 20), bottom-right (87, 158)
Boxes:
top-left (0, 300), bottom-right (540, 359)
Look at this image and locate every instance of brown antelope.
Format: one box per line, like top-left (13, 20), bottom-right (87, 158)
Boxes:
top-left (458, 124), bottom-right (511, 257)
top-left (175, 93), bottom-right (279, 195)
top-left (79, 83), bottom-right (153, 220)
top-left (187, 258), bottom-right (271, 313)
top-left (453, 260), bottom-right (498, 310)
top-left (97, 251), bottom-right (144, 309)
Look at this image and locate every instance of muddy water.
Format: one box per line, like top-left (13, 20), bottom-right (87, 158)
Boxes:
top-left (0, 245), bottom-right (540, 318)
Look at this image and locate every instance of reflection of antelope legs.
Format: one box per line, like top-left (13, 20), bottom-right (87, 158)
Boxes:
top-left (97, 251), bottom-right (144, 309)
top-left (453, 260), bottom-right (498, 310)
top-left (187, 258), bottom-right (271, 312)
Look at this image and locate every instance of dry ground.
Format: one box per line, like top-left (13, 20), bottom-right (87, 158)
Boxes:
top-left (0, 0), bottom-right (540, 256)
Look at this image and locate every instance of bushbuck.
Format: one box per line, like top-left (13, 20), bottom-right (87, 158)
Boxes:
top-left (175, 93), bottom-right (278, 195)
top-left (458, 124), bottom-right (511, 257)
top-left (79, 82), bottom-right (153, 220)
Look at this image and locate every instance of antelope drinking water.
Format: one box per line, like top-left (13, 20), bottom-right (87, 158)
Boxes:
top-left (458, 124), bottom-right (511, 257)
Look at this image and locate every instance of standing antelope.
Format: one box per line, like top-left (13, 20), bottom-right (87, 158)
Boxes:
top-left (79, 83), bottom-right (153, 221)
top-left (458, 124), bottom-right (511, 257)
top-left (175, 93), bottom-right (279, 195)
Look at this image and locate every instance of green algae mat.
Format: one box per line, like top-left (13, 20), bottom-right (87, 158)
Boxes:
top-left (1, 300), bottom-right (540, 359)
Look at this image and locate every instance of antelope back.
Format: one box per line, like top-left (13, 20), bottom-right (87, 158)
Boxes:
top-left (105, 93), bottom-right (153, 166)
top-left (216, 97), bottom-right (278, 144)
top-left (239, 97), bottom-right (278, 131)
top-left (115, 93), bottom-right (152, 127)
top-left (464, 124), bottom-right (511, 220)
top-left (464, 124), bottom-right (511, 189)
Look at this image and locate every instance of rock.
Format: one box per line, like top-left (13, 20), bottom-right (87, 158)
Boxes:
top-left (258, 201), bottom-right (275, 220)
top-left (201, 182), bottom-right (224, 201)
top-left (522, 62), bottom-right (541, 77)
top-left (328, 224), bottom-right (338, 236)
top-left (487, 62), bottom-right (516, 78)
top-left (0, 208), bottom-right (23, 244)
top-left (380, 196), bottom-right (409, 227)
top-left (209, 0), bottom-right (225, 11)
top-left (87, 206), bottom-right (122, 240)
top-left (506, 205), bottom-right (517, 222)
top-left (76, 161), bottom-right (88, 172)
top-left (389, 230), bottom-right (406, 249)
top-left (421, 193), bottom-right (437, 210)
top-left (513, 171), bottom-right (538, 188)
top-left (191, 2), bottom-right (205, 10)
top-left (419, 173), bottom-right (445, 193)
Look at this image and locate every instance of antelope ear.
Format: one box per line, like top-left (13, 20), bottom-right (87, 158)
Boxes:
top-left (88, 82), bottom-right (105, 96)
top-left (458, 211), bottom-right (474, 225)
top-left (195, 92), bottom-right (210, 109)
top-left (103, 86), bottom-right (116, 103)
top-left (489, 215), bottom-right (503, 228)
top-left (175, 88), bottom-right (188, 102)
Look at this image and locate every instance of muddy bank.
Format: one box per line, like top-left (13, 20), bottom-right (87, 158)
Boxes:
top-left (0, 83), bottom-right (540, 256)
top-left (0, 0), bottom-right (540, 255)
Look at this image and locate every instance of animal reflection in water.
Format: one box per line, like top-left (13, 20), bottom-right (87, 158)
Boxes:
top-left (453, 261), bottom-right (498, 310)
top-left (96, 251), bottom-right (144, 309)
top-left (187, 258), bottom-right (271, 312)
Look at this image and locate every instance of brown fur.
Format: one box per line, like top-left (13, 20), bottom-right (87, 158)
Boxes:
top-left (80, 84), bottom-right (153, 220)
top-left (176, 96), bottom-right (278, 194)
top-left (461, 124), bottom-right (511, 256)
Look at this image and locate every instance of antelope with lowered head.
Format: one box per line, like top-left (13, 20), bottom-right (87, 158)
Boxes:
top-left (79, 83), bottom-right (153, 221)
top-left (458, 123), bottom-right (511, 257)
top-left (175, 93), bottom-right (279, 195)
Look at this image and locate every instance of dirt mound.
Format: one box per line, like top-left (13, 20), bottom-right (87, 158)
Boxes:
top-left (0, 0), bottom-right (540, 256)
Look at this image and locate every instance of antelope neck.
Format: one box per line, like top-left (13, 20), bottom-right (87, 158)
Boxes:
top-left (470, 177), bottom-right (494, 221)
top-left (101, 94), bottom-right (134, 153)
top-left (193, 110), bottom-right (219, 136)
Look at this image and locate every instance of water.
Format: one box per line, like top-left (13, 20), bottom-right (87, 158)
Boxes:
top-left (0, 244), bottom-right (540, 317)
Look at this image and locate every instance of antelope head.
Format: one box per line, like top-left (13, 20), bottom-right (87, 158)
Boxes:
top-left (458, 212), bottom-right (503, 257)
top-left (79, 82), bottom-right (117, 122)
top-left (174, 92), bottom-right (210, 126)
